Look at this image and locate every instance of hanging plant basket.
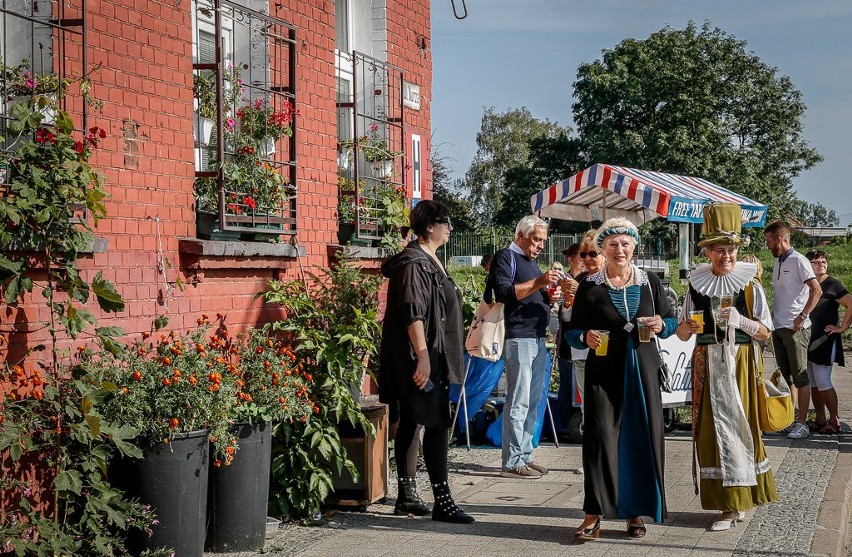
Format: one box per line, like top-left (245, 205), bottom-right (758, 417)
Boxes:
top-left (193, 113), bottom-right (215, 146)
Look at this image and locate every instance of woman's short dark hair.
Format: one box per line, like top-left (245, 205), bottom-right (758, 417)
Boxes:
top-left (806, 249), bottom-right (827, 261)
top-left (410, 200), bottom-right (450, 238)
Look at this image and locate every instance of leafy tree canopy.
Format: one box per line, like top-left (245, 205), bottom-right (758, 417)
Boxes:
top-left (571, 21), bottom-right (823, 223)
top-left (463, 107), bottom-right (568, 227)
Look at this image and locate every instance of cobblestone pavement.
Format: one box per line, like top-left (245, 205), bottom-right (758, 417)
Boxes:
top-left (208, 352), bottom-right (852, 557)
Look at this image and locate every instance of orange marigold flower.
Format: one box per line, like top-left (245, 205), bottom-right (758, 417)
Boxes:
top-left (214, 459), bottom-right (223, 467)
top-left (255, 346), bottom-right (264, 354)
top-left (12, 365), bottom-right (24, 377)
top-left (266, 339), bottom-right (274, 347)
top-left (278, 396), bottom-right (286, 404)
top-left (121, 387), bottom-right (129, 394)
top-left (172, 369), bottom-right (182, 377)
top-left (188, 376), bottom-right (198, 386)
top-left (161, 357), bottom-right (172, 365)
top-left (162, 378), bottom-right (172, 386)
top-left (305, 373), bottom-right (313, 382)
top-left (142, 331), bottom-right (150, 339)
top-left (169, 418), bottom-right (180, 429)
top-left (225, 446), bottom-right (235, 455)
top-left (209, 384), bottom-right (220, 392)
top-left (132, 371), bottom-right (143, 381)
top-left (77, 345), bottom-right (86, 352)
top-left (32, 390), bottom-right (44, 400)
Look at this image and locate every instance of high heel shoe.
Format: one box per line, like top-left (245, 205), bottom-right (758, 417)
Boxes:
top-left (575, 516), bottom-right (601, 540)
top-left (627, 518), bottom-right (646, 539)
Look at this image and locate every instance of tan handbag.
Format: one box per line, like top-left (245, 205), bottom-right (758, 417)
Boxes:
top-left (756, 370), bottom-right (794, 433)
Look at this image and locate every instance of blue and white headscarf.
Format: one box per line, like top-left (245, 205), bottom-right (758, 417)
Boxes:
top-left (595, 217), bottom-right (640, 248)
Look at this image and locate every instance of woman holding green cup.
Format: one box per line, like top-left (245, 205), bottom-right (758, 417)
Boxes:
top-left (566, 217), bottom-right (678, 540)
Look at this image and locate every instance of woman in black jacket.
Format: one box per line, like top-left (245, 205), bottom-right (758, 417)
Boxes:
top-left (379, 200), bottom-right (474, 524)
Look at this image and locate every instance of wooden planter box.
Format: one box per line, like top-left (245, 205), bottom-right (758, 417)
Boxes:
top-left (327, 402), bottom-right (388, 510)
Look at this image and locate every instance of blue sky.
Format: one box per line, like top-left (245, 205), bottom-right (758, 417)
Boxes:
top-left (430, 1), bottom-right (852, 226)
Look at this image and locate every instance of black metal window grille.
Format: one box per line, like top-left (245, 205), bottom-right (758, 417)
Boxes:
top-left (1, 0), bottom-right (88, 215)
top-left (336, 50), bottom-right (405, 241)
top-left (193, 0), bottom-right (297, 239)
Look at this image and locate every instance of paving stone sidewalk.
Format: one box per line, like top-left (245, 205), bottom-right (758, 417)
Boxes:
top-left (212, 352), bottom-right (852, 557)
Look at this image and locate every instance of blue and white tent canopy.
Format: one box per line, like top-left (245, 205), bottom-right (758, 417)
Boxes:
top-left (530, 163), bottom-right (768, 227)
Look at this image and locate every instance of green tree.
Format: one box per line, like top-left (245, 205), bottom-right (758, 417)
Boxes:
top-left (431, 141), bottom-right (475, 231)
top-left (496, 133), bottom-right (584, 227)
top-left (571, 21), bottom-right (822, 223)
top-left (794, 200), bottom-right (839, 227)
top-left (463, 107), bottom-right (566, 228)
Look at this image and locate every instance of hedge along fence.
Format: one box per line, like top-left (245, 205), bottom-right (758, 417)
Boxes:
top-left (436, 232), bottom-right (677, 268)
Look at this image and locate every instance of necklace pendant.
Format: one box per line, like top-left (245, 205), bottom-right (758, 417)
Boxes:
top-left (623, 322), bottom-right (634, 333)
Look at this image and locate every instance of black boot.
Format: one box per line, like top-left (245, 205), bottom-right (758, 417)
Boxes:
top-left (431, 480), bottom-right (475, 524)
top-left (394, 477), bottom-right (431, 516)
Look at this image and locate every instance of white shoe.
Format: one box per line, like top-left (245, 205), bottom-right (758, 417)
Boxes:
top-left (710, 512), bottom-right (740, 532)
top-left (787, 423), bottom-right (809, 439)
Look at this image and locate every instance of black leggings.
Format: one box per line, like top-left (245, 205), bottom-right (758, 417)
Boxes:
top-left (394, 411), bottom-right (449, 484)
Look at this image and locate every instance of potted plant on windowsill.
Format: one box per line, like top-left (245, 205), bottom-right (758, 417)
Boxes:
top-left (340, 122), bottom-right (403, 179)
top-left (236, 97), bottom-right (295, 157)
top-left (1, 58), bottom-right (65, 123)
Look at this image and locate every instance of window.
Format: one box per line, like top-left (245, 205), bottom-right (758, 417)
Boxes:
top-left (191, 0), bottom-right (298, 241)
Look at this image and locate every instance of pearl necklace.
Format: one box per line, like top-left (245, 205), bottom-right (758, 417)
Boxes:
top-left (603, 263), bottom-right (634, 291)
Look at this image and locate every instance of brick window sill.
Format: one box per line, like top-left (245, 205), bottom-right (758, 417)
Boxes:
top-left (178, 238), bottom-right (304, 267)
top-left (3, 237), bottom-right (108, 254)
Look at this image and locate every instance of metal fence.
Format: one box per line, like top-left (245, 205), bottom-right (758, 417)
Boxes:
top-left (437, 232), bottom-right (676, 268)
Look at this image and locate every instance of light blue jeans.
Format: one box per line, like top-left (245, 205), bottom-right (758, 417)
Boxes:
top-left (502, 337), bottom-right (548, 470)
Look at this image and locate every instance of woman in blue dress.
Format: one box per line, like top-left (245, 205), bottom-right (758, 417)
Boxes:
top-left (566, 217), bottom-right (677, 540)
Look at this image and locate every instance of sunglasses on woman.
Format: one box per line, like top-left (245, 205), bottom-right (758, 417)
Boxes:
top-left (579, 251), bottom-right (599, 258)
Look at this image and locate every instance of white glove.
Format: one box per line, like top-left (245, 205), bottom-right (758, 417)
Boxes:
top-left (727, 306), bottom-right (760, 336)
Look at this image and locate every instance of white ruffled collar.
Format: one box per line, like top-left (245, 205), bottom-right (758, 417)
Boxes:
top-left (689, 262), bottom-right (757, 298)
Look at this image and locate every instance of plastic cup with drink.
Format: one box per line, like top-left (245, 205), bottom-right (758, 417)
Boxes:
top-left (689, 310), bottom-right (705, 333)
top-left (594, 330), bottom-right (609, 356)
top-left (637, 318), bottom-right (653, 343)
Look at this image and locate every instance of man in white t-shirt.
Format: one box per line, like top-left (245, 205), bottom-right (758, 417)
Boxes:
top-left (764, 222), bottom-right (822, 439)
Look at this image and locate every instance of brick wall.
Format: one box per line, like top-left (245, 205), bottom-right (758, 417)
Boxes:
top-left (2, 0), bottom-right (431, 361)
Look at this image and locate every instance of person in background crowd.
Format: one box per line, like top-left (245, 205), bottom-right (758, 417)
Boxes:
top-left (564, 243), bottom-right (585, 278)
top-left (480, 253), bottom-right (493, 273)
top-left (764, 222), bottom-right (822, 439)
top-left (489, 215), bottom-right (563, 479)
top-left (567, 218), bottom-right (676, 540)
top-left (678, 203), bottom-right (777, 532)
top-left (804, 249), bottom-right (852, 434)
top-left (554, 243), bottom-right (584, 436)
top-left (379, 200), bottom-right (474, 523)
top-left (739, 254), bottom-right (764, 285)
top-left (556, 239), bottom-right (592, 440)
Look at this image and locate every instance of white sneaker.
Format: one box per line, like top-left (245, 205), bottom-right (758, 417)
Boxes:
top-left (787, 423), bottom-right (809, 439)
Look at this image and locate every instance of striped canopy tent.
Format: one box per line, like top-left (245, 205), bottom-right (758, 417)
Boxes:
top-left (530, 163), bottom-right (768, 227)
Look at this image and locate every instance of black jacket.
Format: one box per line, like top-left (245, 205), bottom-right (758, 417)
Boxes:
top-left (378, 242), bottom-right (462, 427)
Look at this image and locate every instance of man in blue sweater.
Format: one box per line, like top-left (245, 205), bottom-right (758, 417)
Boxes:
top-left (490, 215), bottom-right (563, 478)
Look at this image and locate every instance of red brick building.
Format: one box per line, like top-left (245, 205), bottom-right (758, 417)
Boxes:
top-left (1, 0), bottom-right (432, 355)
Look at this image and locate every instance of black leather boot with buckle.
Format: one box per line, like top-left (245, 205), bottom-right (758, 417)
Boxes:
top-left (394, 477), bottom-right (431, 516)
top-left (431, 480), bottom-right (475, 523)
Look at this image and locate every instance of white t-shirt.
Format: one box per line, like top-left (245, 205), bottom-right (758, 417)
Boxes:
top-left (771, 249), bottom-right (816, 329)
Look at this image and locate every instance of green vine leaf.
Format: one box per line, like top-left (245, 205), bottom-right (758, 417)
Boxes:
top-left (92, 272), bottom-right (125, 313)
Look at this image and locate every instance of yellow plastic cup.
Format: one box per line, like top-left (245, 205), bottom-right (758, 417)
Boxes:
top-left (690, 310), bottom-right (705, 333)
top-left (594, 330), bottom-right (609, 356)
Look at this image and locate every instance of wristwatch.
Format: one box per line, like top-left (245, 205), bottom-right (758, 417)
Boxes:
top-left (799, 312), bottom-right (810, 320)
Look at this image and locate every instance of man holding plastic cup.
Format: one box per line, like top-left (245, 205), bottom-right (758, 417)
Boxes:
top-left (489, 215), bottom-right (563, 479)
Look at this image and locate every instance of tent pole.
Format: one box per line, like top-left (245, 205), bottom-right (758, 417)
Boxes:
top-left (678, 223), bottom-right (690, 284)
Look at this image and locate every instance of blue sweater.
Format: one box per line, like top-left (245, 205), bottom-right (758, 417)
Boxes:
top-left (488, 246), bottom-right (549, 339)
